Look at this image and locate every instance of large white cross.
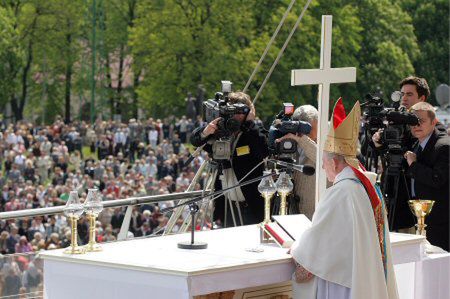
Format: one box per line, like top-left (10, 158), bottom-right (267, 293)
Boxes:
top-left (291, 15), bottom-right (357, 204)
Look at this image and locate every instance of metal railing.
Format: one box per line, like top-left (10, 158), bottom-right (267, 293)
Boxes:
top-left (0, 190), bottom-right (204, 221)
top-left (0, 190), bottom-right (205, 299)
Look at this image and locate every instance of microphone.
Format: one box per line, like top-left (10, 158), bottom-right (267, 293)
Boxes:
top-left (271, 160), bottom-right (315, 176)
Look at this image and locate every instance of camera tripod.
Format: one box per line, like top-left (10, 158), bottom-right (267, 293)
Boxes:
top-left (164, 159), bottom-right (245, 235)
top-left (381, 150), bottom-right (411, 228)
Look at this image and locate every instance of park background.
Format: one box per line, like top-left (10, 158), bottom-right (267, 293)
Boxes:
top-left (0, 0), bottom-right (448, 123)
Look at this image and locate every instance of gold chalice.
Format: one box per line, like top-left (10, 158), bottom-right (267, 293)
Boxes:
top-left (408, 200), bottom-right (435, 237)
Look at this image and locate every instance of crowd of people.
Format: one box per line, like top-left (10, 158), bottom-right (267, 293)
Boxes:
top-left (0, 115), bottom-right (206, 298)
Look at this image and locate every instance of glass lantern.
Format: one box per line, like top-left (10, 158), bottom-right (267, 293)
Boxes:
top-left (258, 171), bottom-right (277, 224)
top-left (276, 172), bottom-right (293, 215)
top-left (63, 191), bottom-right (85, 254)
top-left (84, 189), bottom-right (103, 252)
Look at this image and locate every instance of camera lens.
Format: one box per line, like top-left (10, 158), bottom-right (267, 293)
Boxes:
top-left (283, 140), bottom-right (294, 150)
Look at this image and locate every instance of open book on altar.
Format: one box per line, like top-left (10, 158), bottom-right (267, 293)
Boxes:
top-left (263, 214), bottom-right (312, 248)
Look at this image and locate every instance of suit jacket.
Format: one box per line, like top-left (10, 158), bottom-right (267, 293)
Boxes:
top-left (407, 128), bottom-right (450, 250)
top-left (381, 122), bottom-right (448, 231)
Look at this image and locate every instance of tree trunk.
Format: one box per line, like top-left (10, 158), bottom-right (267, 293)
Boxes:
top-left (106, 54), bottom-right (115, 116)
top-left (115, 44), bottom-right (125, 115)
top-left (132, 68), bottom-right (141, 119)
top-left (65, 61), bottom-right (73, 124)
top-left (65, 33), bottom-right (73, 124)
top-left (11, 96), bottom-right (22, 121)
top-left (16, 40), bottom-right (33, 121)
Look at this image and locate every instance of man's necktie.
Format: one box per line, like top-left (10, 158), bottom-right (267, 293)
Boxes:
top-left (411, 144), bottom-right (423, 198)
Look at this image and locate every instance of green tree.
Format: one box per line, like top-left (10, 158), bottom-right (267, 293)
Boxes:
top-left (400, 0), bottom-right (449, 104)
top-left (353, 0), bottom-right (418, 102)
top-left (0, 6), bottom-right (24, 112)
top-left (130, 0), bottom-right (256, 116)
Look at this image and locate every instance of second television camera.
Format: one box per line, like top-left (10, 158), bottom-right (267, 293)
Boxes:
top-left (268, 103), bottom-right (312, 160)
top-left (362, 91), bottom-right (419, 154)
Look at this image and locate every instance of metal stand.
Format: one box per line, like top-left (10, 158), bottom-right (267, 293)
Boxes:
top-left (166, 158), bottom-right (244, 235)
top-left (177, 203), bottom-right (208, 249)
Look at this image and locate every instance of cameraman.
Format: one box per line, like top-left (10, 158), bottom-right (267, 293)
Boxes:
top-left (404, 102), bottom-right (449, 250)
top-left (190, 92), bottom-right (269, 226)
top-left (373, 76), bottom-right (447, 143)
top-left (275, 105), bottom-right (318, 220)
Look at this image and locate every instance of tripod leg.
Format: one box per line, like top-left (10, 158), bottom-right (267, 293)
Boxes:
top-left (200, 168), bottom-right (218, 229)
top-left (228, 198), bottom-right (238, 227)
top-left (224, 192), bottom-right (228, 228)
top-left (235, 201), bottom-right (244, 226)
top-left (388, 175), bottom-right (401, 229)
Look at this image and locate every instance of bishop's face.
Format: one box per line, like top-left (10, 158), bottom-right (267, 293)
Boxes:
top-left (322, 153), bottom-right (337, 183)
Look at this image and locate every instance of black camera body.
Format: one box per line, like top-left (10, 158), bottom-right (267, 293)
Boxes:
top-left (379, 107), bottom-right (419, 148)
top-left (361, 92), bottom-right (419, 174)
top-left (362, 94), bottom-right (419, 152)
top-left (268, 103), bottom-right (312, 160)
top-left (362, 94), bottom-right (385, 136)
top-left (202, 81), bottom-right (250, 139)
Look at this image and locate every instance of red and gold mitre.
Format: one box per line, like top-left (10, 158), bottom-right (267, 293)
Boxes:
top-left (323, 98), bottom-right (361, 168)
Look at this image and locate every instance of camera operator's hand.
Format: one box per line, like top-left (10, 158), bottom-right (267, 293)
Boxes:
top-left (372, 130), bottom-right (383, 148)
top-left (246, 105), bottom-right (256, 121)
top-left (404, 151), bottom-right (417, 166)
top-left (276, 133), bottom-right (302, 144)
top-left (202, 117), bottom-right (221, 137)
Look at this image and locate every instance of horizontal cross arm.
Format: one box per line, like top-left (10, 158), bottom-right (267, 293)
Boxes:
top-left (291, 67), bottom-right (356, 86)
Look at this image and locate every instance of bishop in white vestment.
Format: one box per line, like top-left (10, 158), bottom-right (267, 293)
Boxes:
top-left (290, 99), bottom-right (399, 299)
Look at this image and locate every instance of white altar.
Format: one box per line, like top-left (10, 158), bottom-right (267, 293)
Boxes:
top-left (40, 222), bottom-right (448, 299)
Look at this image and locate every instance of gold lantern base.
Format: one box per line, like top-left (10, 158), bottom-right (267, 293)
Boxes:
top-left (63, 216), bottom-right (86, 255)
top-left (85, 243), bottom-right (102, 252)
top-left (85, 213), bottom-right (102, 252)
top-left (63, 246), bottom-right (86, 255)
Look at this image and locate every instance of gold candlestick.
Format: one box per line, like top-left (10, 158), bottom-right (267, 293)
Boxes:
top-left (279, 192), bottom-right (288, 216)
top-left (85, 213), bottom-right (102, 252)
top-left (63, 191), bottom-right (85, 255)
top-left (63, 216), bottom-right (85, 254)
top-left (84, 188), bottom-right (103, 252)
top-left (260, 193), bottom-right (274, 243)
top-left (408, 199), bottom-right (435, 237)
top-left (263, 193), bottom-right (273, 224)
top-left (258, 171), bottom-right (277, 243)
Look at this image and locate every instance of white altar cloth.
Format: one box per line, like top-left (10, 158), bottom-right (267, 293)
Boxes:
top-left (41, 225), bottom-right (428, 299)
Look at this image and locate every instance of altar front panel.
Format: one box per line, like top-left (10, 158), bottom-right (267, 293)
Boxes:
top-left (41, 223), bottom-right (428, 299)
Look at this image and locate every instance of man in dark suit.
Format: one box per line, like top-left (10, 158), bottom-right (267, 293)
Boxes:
top-left (372, 76), bottom-right (447, 232)
top-left (404, 102), bottom-right (450, 251)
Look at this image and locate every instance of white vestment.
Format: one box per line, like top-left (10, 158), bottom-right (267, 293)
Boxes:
top-left (291, 167), bottom-right (399, 299)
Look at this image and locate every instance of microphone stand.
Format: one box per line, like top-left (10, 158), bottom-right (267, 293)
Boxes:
top-left (177, 202), bottom-right (207, 249)
top-left (162, 172), bottom-right (274, 250)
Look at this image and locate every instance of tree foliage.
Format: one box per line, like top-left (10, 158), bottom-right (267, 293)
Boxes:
top-left (0, 0), bottom-right (447, 122)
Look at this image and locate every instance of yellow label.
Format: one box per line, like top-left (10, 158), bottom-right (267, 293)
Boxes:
top-left (236, 145), bottom-right (250, 156)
